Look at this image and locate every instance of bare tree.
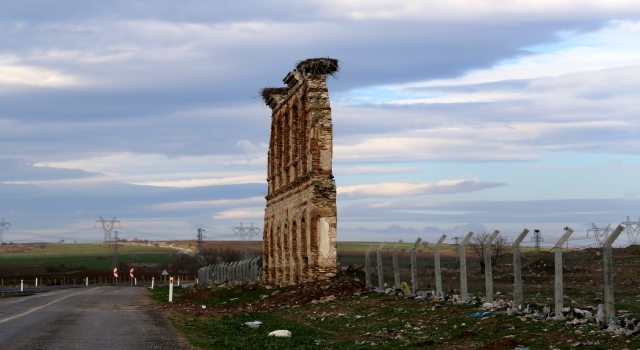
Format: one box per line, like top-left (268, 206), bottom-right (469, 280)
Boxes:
top-left (468, 232), bottom-right (510, 273)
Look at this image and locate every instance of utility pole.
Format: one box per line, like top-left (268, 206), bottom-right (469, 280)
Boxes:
top-left (197, 228), bottom-right (206, 252)
top-left (0, 219), bottom-right (10, 245)
top-left (531, 229), bottom-right (544, 251)
top-left (233, 223), bottom-right (261, 259)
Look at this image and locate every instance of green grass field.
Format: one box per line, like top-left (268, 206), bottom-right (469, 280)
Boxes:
top-left (150, 284), bottom-right (640, 350)
top-left (0, 243), bottom-right (175, 269)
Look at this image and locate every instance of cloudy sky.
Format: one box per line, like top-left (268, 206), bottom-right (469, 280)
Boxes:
top-left (2, 0), bottom-right (640, 246)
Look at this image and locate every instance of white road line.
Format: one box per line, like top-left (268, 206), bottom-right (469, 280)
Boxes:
top-left (1, 289), bottom-right (69, 305)
top-left (0, 287), bottom-right (100, 324)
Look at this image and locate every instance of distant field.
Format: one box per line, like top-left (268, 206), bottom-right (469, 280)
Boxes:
top-left (0, 242), bottom-right (175, 270)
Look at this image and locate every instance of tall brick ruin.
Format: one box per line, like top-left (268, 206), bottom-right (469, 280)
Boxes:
top-left (261, 58), bottom-right (338, 286)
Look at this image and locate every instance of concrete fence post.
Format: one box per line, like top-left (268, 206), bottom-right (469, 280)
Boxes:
top-left (242, 260), bottom-right (248, 282)
top-left (20, 279), bottom-right (23, 292)
top-left (434, 234), bottom-right (447, 296)
top-left (151, 277), bottom-right (154, 289)
top-left (232, 262), bottom-right (239, 284)
top-left (365, 244), bottom-right (375, 288)
top-left (603, 224), bottom-right (625, 322)
top-left (254, 258), bottom-right (260, 282)
top-left (391, 240), bottom-right (403, 289)
top-left (484, 230), bottom-right (500, 303)
top-left (410, 238), bottom-right (422, 295)
top-left (512, 229), bottom-right (530, 308)
top-left (376, 242), bottom-right (387, 291)
top-left (35, 278), bottom-right (38, 287)
top-left (554, 227), bottom-right (574, 316)
top-left (240, 260), bottom-right (245, 283)
top-left (244, 260), bottom-right (249, 282)
top-left (460, 232), bottom-right (474, 302)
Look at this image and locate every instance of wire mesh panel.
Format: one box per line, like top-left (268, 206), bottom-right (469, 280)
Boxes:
top-left (612, 245), bottom-right (640, 312)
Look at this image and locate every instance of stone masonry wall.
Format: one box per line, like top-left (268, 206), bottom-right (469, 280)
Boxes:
top-left (262, 61), bottom-right (338, 286)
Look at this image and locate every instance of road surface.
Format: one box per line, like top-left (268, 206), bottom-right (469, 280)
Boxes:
top-left (0, 286), bottom-right (189, 349)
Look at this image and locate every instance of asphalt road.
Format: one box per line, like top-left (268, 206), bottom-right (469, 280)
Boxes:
top-left (0, 286), bottom-right (189, 349)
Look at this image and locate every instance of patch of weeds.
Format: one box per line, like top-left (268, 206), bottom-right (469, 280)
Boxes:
top-left (170, 312), bottom-right (329, 350)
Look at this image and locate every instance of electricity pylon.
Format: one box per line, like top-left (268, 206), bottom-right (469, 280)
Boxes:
top-left (531, 229), bottom-right (544, 251)
top-left (623, 216), bottom-right (640, 245)
top-left (233, 222), bottom-right (261, 258)
top-left (0, 219), bottom-right (10, 245)
top-left (95, 216), bottom-right (121, 262)
top-left (587, 223), bottom-right (612, 247)
top-left (0, 219), bottom-right (10, 256)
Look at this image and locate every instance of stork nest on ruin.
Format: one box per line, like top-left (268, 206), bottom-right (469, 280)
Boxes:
top-left (295, 57), bottom-right (340, 77)
top-left (259, 87), bottom-right (290, 104)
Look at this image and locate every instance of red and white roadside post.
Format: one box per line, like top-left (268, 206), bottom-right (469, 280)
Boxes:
top-left (130, 268), bottom-right (134, 286)
top-left (169, 277), bottom-right (174, 303)
top-left (151, 277), bottom-right (154, 289)
top-left (114, 267), bottom-right (118, 285)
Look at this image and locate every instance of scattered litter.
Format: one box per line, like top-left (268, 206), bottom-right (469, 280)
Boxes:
top-left (201, 305), bottom-right (206, 309)
top-left (268, 330), bottom-right (291, 338)
top-left (470, 311), bottom-right (492, 318)
top-left (244, 321), bottom-right (262, 329)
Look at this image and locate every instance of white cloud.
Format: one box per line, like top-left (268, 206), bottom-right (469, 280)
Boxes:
top-left (365, 21), bottom-right (640, 105)
top-left (135, 175), bottom-right (264, 188)
top-left (35, 152), bottom-right (266, 187)
top-left (213, 209), bottom-right (264, 220)
top-left (338, 179), bottom-right (505, 199)
top-left (322, 0), bottom-right (640, 21)
top-left (0, 61), bottom-right (80, 87)
top-left (151, 196), bottom-right (265, 210)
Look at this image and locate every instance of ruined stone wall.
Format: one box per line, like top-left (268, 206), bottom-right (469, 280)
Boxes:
top-left (262, 61), bottom-right (338, 286)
